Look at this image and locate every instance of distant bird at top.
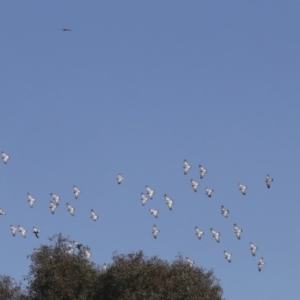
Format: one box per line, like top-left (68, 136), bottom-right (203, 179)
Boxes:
top-left (66, 203), bottom-right (75, 216)
top-left (50, 193), bottom-right (60, 206)
top-left (234, 223), bottom-right (243, 239)
top-left (164, 194), bottom-right (174, 210)
top-left (18, 225), bottom-right (26, 238)
top-left (250, 242), bottom-right (258, 256)
top-left (116, 174), bottom-right (124, 184)
top-left (224, 251), bottom-right (232, 262)
top-left (186, 257), bottom-right (194, 267)
top-left (152, 225), bottom-right (160, 239)
top-left (191, 179), bottom-right (199, 192)
top-left (221, 205), bottom-right (229, 218)
top-left (210, 228), bottom-right (220, 243)
top-left (199, 165), bottom-right (207, 179)
top-left (73, 185), bottom-right (81, 199)
top-left (195, 227), bottom-right (204, 239)
top-left (1, 152), bottom-right (10, 164)
top-left (205, 188), bottom-right (214, 198)
top-left (149, 208), bottom-right (159, 218)
top-left (0, 208), bottom-right (6, 215)
top-left (61, 28), bottom-right (71, 31)
top-left (238, 183), bottom-right (247, 195)
top-left (265, 175), bottom-right (273, 189)
top-left (90, 209), bottom-right (98, 221)
top-left (33, 227), bottom-right (40, 238)
top-left (146, 186), bottom-right (155, 199)
top-left (140, 193), bottom-right (148, 206)
top-left (27, 193), bottom-right (36, 208)
top-left (183, 159), bottom-right (191, 175)
top-left (258, 257), bottom-right (265, 272)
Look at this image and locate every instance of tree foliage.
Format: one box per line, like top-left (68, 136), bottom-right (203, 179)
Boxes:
top-left (2, 234), bottom-right (223, 300)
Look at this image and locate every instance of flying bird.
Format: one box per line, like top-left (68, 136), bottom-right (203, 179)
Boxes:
top-left (1, 152), bottom-right (10, 164)
top-left (195, 227), bottom-right (204, 239)
top-left (265, 175), bottom-right (273, 189)
top-left (164, 194), bottom-right (174, 210)
top-left (191, 179), bottom-right (199, 192)
top-left (210, 228), bottom-right (220, 243)
top-left (186, 257), bottom-right (194, 267)
top-left (183, 159), bottom-right (191, 175)
top-left (50, 193), bottom-right (60, 206)
top-left (49, 202), bottom-right (57, 214)
top-left (90, 209), bottom-right (98, 221)
top-left (205, 188), bottom-right (214, 197)
top-left (61, 28), bottom-right (71, 31)
top-left (234, 224), bottom-right (243, 239)
top-left (10, 226), bottom-right (17, 237)
top-left (33, 227), bottom-right (40, 238)
top-left (18, 225), bottom-right (26, 238)
top-left (0, 208), bottom-right (6, 215)
top-left (224, 251), bottom-right (232, 262)
top-left (140, 193), bottom-right (148, 206)
top-left (73, 185), bottom-right (80, 199)
top-left (221, 205), bottom-right (229, 218)
top-left (27, 193), bottom-right (36, 208)
top-left (199, 165), bottom-right (207, 179)
top-left (149, 209), bottom-right (159, 218)
top-left (152, 225), bottom-right (160, 239)
top-left (250, 242), bottom-right (258, 256)
top-left (258, 257), bottom-right (265, 272)
top-left (146, 186), bottom-right (155, 199)
top-left (238, 184), bottom-right (247, 195)
top-left (66, 203), bottom-right (75, 216)
top-left (116, 174), bottom-right (124, 184)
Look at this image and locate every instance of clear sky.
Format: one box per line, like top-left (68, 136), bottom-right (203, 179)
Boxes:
top-left (1, 1), bottom-right (299, 299)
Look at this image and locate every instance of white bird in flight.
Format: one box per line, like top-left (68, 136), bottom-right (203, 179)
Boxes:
top-left (149, 209), bottom-right (159, 218)
top-left (164, 194), bottom-right (174, 210)
top-left (205, 188), bottom-right (214, 198)
top-left (195, 227), bottom-right (204, 239)
top-left (10, 225), bottom-right (17, 237)
top-left (210, 228), bottom-right (220, 243)
top-left (250, 242), bottom-right (258, 256)
top-left (152, 225), bottom-right (160, 239)
top-left (18, 225), bottom-right (26, 238)
top-left (50, 193), bottom-right (60, 206)
top-left (265, 175), bottom-right (273, 189)
top-left (224, 251), bottom-right (232, 262)
top-left (27, 193), bottom-right (36, 208)
top-left (191, 179), bottom-right (199, 192)
top-left (199, 165), bottom-right (207, 179)
top-left (141, 193), bottom-right (148, 206)
top-left (33, 227), bottom-right (40, 238)
top-left (183, 159), bottom-right (191, 175)
top-left (0, 208), bottom-right (6, 215)
top-left (186, 257), bottom-right (194, 267)
top-left (258, 257), bottom-right (265, 272)
top-left (66, 203), bottom-right (75, 216)
top-left (146, 186), bottom-right (155, 199)
top-left (238, 184), bottom-right (247, 195)
top-left (90, 209), bottom-right (98, 221)
top-left (221, 205), bottom-right (229, 218)
top-left (49, 201), bottom-right (57, 214)
top-left (1, 152), bottom-right (10, 164)
top-left (73, 185), bottom-right (81, 199)
top-left (234, 223), bottom-right (242, 239)
top-left (116, 174), bottom-right (124, 184)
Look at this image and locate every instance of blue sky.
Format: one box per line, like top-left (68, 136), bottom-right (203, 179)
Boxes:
top-left (1, 1), bottom-right (299, 299)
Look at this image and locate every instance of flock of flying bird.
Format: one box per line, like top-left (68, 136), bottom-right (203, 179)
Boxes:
top-left (1, 150), bottom-right (270, 271)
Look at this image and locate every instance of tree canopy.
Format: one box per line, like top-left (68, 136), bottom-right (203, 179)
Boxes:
top-left (1, 234), bottom-right (223, 300)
